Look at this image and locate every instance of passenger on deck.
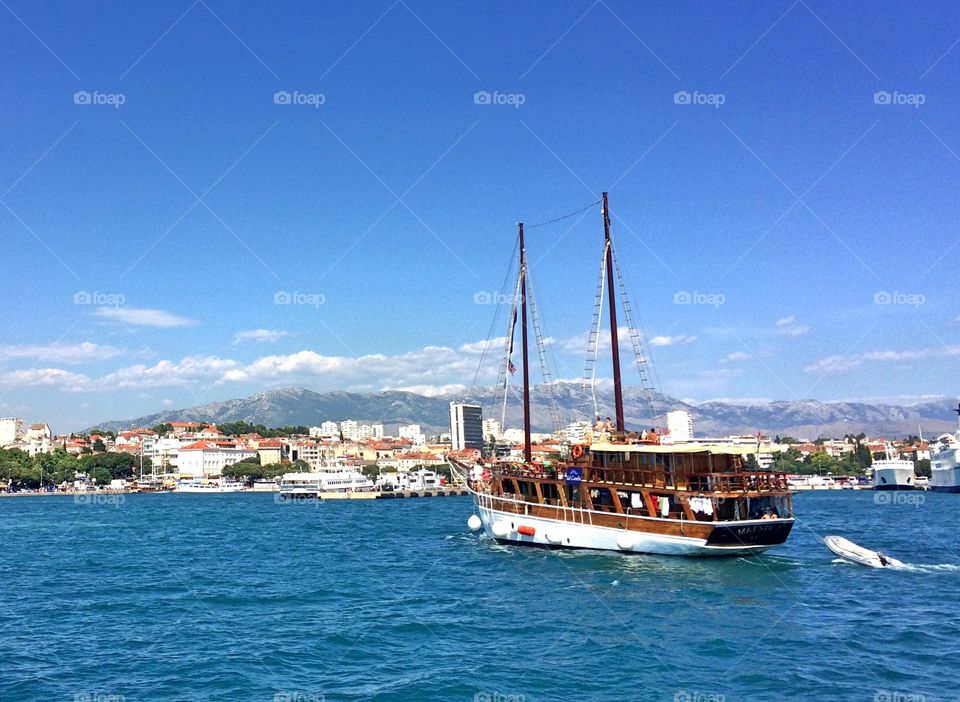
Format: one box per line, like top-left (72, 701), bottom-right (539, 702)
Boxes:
top-left (604, 417), bottom-right (614, 432)
top-left (595, 416), bottom-right (605, 432)
top-left (647, 428), bottom-right (659, 444)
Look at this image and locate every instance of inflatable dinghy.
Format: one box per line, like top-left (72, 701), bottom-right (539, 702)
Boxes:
top-left (824, 535), bottom-right (903, 568)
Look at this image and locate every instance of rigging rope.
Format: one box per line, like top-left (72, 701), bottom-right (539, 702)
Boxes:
top-left (524, 198), bottom-right (602, 230)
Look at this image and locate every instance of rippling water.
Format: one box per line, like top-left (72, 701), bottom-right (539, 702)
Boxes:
top-left (0, 490), bottom-right (956, 701)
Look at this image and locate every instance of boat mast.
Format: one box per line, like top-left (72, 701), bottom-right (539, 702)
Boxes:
top-left (602, 192), bottom-right (625, 432)
top-left (519, 223), bottom-right (532, 464)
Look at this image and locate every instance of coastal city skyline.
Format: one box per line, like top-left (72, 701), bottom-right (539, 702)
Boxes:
top-left (3, 1), bottom-right (958, 432)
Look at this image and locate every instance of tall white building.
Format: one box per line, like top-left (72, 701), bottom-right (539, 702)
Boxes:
top-left (0, 418), bottom-right (24, 447)
top-left (667, 410), bottom-right (694, 443)
top-left (398, 424), bottom-right (425, 447)
top-left (482, 418), bottom-right (501, 441)
top-left (450, 402), bottom-right (483, 451)
top-left (340, 420), bottom-right (359, 441)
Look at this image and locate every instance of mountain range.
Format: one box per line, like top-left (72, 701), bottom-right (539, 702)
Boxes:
top-left (90, 385), bottom-right (959, 439)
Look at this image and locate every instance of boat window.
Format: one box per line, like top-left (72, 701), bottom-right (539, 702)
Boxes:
top-left (541, 482), bottom-right (560, 503)
top-left (502, 479), bottom-right (516, 494)
top-left (591, 487), bottom-right (614, 511)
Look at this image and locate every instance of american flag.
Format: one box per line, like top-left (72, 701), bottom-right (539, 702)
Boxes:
top-left (508, 360), bottom-right (517, 375)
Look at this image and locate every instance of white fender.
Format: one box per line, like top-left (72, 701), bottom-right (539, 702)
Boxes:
top-left (467, 514), bottom-right (482, 532)
top-left (491, 521), bottom-right (511, 538)
top-left (617, 533), bottom-right (637, 551)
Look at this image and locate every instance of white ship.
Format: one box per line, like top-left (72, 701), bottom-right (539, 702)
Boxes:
top-left (278, 462), bottom-right (374, 499)
top-left (872, 444), bottom-right (916, 491)
top-left (174, 478), bottom-right (246, 493)
top-left (930, 403), bottom-right (960, 493)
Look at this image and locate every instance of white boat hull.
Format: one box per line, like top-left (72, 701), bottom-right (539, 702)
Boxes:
top-left (931, 447), bottom-right (960, 492)
top-left (872, 463), bottom-right (916, 490)
top-left (475, 502), bottom-right (779, 557)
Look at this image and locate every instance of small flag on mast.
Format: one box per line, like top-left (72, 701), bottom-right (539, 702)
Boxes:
top-left (508, 360), bottom-right (517, 375)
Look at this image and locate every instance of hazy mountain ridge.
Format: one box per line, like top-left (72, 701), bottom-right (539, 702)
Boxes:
top-left (90, 385), bottom-right (958, 439)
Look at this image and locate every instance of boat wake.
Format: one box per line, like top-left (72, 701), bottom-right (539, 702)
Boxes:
top-left (831, 557), bottom-right (960, 572)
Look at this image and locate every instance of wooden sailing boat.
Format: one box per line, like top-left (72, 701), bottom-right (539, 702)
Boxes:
top-left (451, 193), bottom-right (795, 556)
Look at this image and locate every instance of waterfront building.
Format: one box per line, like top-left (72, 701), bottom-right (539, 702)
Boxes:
top-left (0, 417), bottom-right (24, 447)
top-left (482, 418), bottom-right (501, 442)
top-left (399, 424), bottom-right (425, 447)
top-left (178, 440), bottom-right (257, 478)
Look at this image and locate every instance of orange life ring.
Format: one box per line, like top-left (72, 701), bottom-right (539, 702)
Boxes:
top-left (571, 444), bottom-right (585, 460)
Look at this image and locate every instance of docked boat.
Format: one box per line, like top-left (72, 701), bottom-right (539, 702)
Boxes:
top-left (872, 444), bottom-right (916, 490)
top-left (450, 193), bottom-right (795, 557)
top-left (930, 404), bottom-right (960, 493)
top-left (174, 478), bottom-right (246, 493)
top-left (278, 464), bottom-right (374, 499)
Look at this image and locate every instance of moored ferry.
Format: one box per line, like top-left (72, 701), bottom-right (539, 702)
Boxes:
top-left (871, 444), bottom-right (916, 491)
top-left (930, 404), bottom-right (960, 493)
top-left (450, 193), bottom-right (795, 557)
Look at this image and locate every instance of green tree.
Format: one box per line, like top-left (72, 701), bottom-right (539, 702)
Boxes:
top-left (915, 458), bottom-right (931, 478)
top-left (92, 438), bottom-right (106, 452)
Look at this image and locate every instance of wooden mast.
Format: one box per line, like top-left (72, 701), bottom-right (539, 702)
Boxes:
top-left (603, 192), bottom-right (625, 432)
top-left (519, 223), bottom-right (532, 463)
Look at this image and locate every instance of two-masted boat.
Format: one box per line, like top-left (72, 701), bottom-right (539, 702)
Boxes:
top-left (450, 193), bottom-right (795, 557)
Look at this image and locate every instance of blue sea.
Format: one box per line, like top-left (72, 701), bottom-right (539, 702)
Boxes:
top-left (1, 490), bottom-right (956, 702)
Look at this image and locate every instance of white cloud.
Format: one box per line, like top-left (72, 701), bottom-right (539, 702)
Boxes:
top-left (93, 307), bottom-right (198, 328)
top-left (0, 368), bottom-right (90, 390)
top-left (0, 342), bottom-right (122, 364)
top-left (805, 345), bottom-right (960, 375)
top-left (649, 335), bottom-right (697, 347)
top-left (161, 398), bottom-right (174, 407)
top-left (777, 315), bottom-right (810, 337)
top-left (96, 356), bottom-right (241, 389)
top-left (383, 383), bottom-right (469, 397)
top-left (721, 351), bottom-right (752, 363)
top-left (233, 329), bottom-right (291, 344)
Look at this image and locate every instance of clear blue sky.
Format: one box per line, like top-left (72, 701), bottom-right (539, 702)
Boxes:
top-left (1, 0), bottom-right (958, 431)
